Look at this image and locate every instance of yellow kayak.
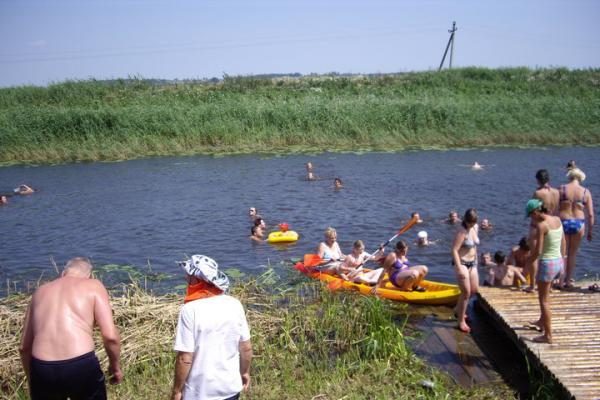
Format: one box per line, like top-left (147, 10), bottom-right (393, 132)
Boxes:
top-left (294, 262), bottom-right (460, 305)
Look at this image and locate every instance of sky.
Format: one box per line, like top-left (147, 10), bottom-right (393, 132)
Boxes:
top-left (0, 0), bottom-right (599, 87)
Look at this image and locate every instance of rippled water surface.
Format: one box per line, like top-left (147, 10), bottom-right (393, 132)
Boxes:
top-left (1, 147), bottom-right (598, 293)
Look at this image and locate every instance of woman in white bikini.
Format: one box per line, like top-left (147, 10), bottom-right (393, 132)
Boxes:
top-left (451, 208), bottom-right (480, 333)
top-left (559, 167), bottom-right (594, 288)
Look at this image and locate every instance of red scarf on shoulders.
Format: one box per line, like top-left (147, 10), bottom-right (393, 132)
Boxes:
top-left (184, 280), bottom-right (223, 303)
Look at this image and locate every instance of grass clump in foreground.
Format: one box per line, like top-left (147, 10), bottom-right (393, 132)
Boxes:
top-left (0, 67), bottom-right (599, 164)
top-left (1, 277), bottom-right (513, 399)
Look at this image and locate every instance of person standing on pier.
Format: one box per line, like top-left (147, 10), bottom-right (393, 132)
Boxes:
top-left (559, 167), bottom-right (594, 288)
top-left (451, 208), bottom-right (480, 333)
top-left (526, 199), bottom-right (566, 344)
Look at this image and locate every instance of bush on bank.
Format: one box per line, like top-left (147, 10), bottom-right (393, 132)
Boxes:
top-left (1, 67), bottom-right (599, 164)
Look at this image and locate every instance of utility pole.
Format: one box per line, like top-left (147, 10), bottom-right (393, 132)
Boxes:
top-left (438, 21), bottom-right (457, 71)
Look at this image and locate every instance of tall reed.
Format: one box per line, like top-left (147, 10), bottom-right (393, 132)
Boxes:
top-left (1, 68), bottom-right (599, 164)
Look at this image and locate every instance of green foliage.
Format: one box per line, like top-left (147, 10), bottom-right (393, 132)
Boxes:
top-left (1, 68), bottom-right (599, 164)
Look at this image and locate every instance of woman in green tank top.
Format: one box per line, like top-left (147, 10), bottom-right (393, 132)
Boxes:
top-left (525, 199), bottom-right (566, 344)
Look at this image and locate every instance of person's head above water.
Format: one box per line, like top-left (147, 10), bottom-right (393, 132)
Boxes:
top-left (417, 231), bottom-right (428, 246)
top-left (448, 211), bottom-right (460, 224)
top-left (411, 212), bottom-right (423, 223)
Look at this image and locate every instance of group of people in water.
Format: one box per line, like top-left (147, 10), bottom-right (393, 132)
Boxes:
top-left (0, 184), bottom-right (35, 205)
top-left (294, 160), bottom-right (595, 343)
top-left (306, 161), bottom-right (344, 189)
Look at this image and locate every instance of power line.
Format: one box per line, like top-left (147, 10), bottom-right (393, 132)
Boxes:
top-left (0, 26), bottom-right (441, 65)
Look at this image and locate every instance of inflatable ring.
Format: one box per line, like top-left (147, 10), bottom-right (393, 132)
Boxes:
top-left (267, 230), bottom-right (299, 243)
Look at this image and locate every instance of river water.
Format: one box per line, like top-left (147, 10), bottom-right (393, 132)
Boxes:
top-left (1, 147), bottom-right (598, 294)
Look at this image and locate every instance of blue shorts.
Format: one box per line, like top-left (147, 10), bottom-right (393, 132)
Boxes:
top-left (537, 258), bottom-right (563, 283)
top-left (562, 219), bottom-right (585, 235)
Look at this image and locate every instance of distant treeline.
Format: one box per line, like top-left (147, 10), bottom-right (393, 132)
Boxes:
top-left (0, 67), bottom-right (599, 164)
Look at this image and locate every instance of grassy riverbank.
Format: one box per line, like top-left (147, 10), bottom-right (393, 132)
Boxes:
top-left (0, 278), bottom-right (514, 399)
top-left (1, 68), bottom-right (599, 164)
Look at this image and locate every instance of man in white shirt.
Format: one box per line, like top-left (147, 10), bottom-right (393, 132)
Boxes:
top-left (171, 255), bottom-right (252, 400)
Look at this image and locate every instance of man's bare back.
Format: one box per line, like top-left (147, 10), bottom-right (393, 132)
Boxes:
top-left (29, 276), bottom-right (104, 360)
top-left (20, 258), bottom-right (122, 397)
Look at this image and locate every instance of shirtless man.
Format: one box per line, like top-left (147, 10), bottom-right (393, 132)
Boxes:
top-left (20, 257), bottom-right (122, 399)
top-left (486, 251), bottom-right (527, 287)
top-left (504, 237), bottom-right (529, 286)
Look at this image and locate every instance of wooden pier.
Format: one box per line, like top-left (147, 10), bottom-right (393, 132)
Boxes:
top-left (477, 283), bottom-right (600, 400)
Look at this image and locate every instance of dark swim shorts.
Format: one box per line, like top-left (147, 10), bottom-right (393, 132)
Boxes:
top-left (30, 351), bottom-right (106, 400)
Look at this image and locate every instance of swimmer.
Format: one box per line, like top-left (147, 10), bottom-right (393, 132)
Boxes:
top-left (486, 251), bottom-right (527, 287)
top-left (248, 207), bottom-right (260, 222)
top-left (471, 162), bottom-right (483, 171)
top-left (411, 212), bottom-right (423, 224)
top-left (254, 217), bottom-right (266, 229)
top-left (446, 211), bottom-right (461, 225)
top-left (334, 177), bottom-right (343, 189)
top-left (249, 225), bottom-right (265, 242)
top-left (480, 252), bottom-right (495, 267)
top-left (416, 231), bottom-right (429, 247)
top-left (0, 195), bottom-right (8, 205)
top-left (480, 218), bottom-right (493, 231)
top-left (14, 184), bottom-right (35, 195)
top-left (306, 162), bottom-right (317, 181)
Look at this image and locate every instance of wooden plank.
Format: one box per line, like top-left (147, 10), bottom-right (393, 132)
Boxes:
top-left (409, 309), bottom-right (504, 387)
top-left (477, 283), bottom-right (600, 400)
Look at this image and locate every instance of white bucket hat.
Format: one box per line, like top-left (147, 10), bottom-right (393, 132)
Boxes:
top-left (179, 255), bottom-right (229, 292)
top-left (417, 231), bottom-right (428, 239)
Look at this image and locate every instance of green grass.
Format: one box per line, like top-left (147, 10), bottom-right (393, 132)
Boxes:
top-left (0, 275), bottom-right (514, 399)
top-left (1, 67), bottom-right (599, 164)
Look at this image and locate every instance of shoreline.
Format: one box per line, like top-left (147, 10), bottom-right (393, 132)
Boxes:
top-left (1, 143), bottom-right (599, 168)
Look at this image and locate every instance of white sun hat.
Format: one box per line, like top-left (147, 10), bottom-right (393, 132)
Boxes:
top-left (179, 255), bottom-right (230, 292)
